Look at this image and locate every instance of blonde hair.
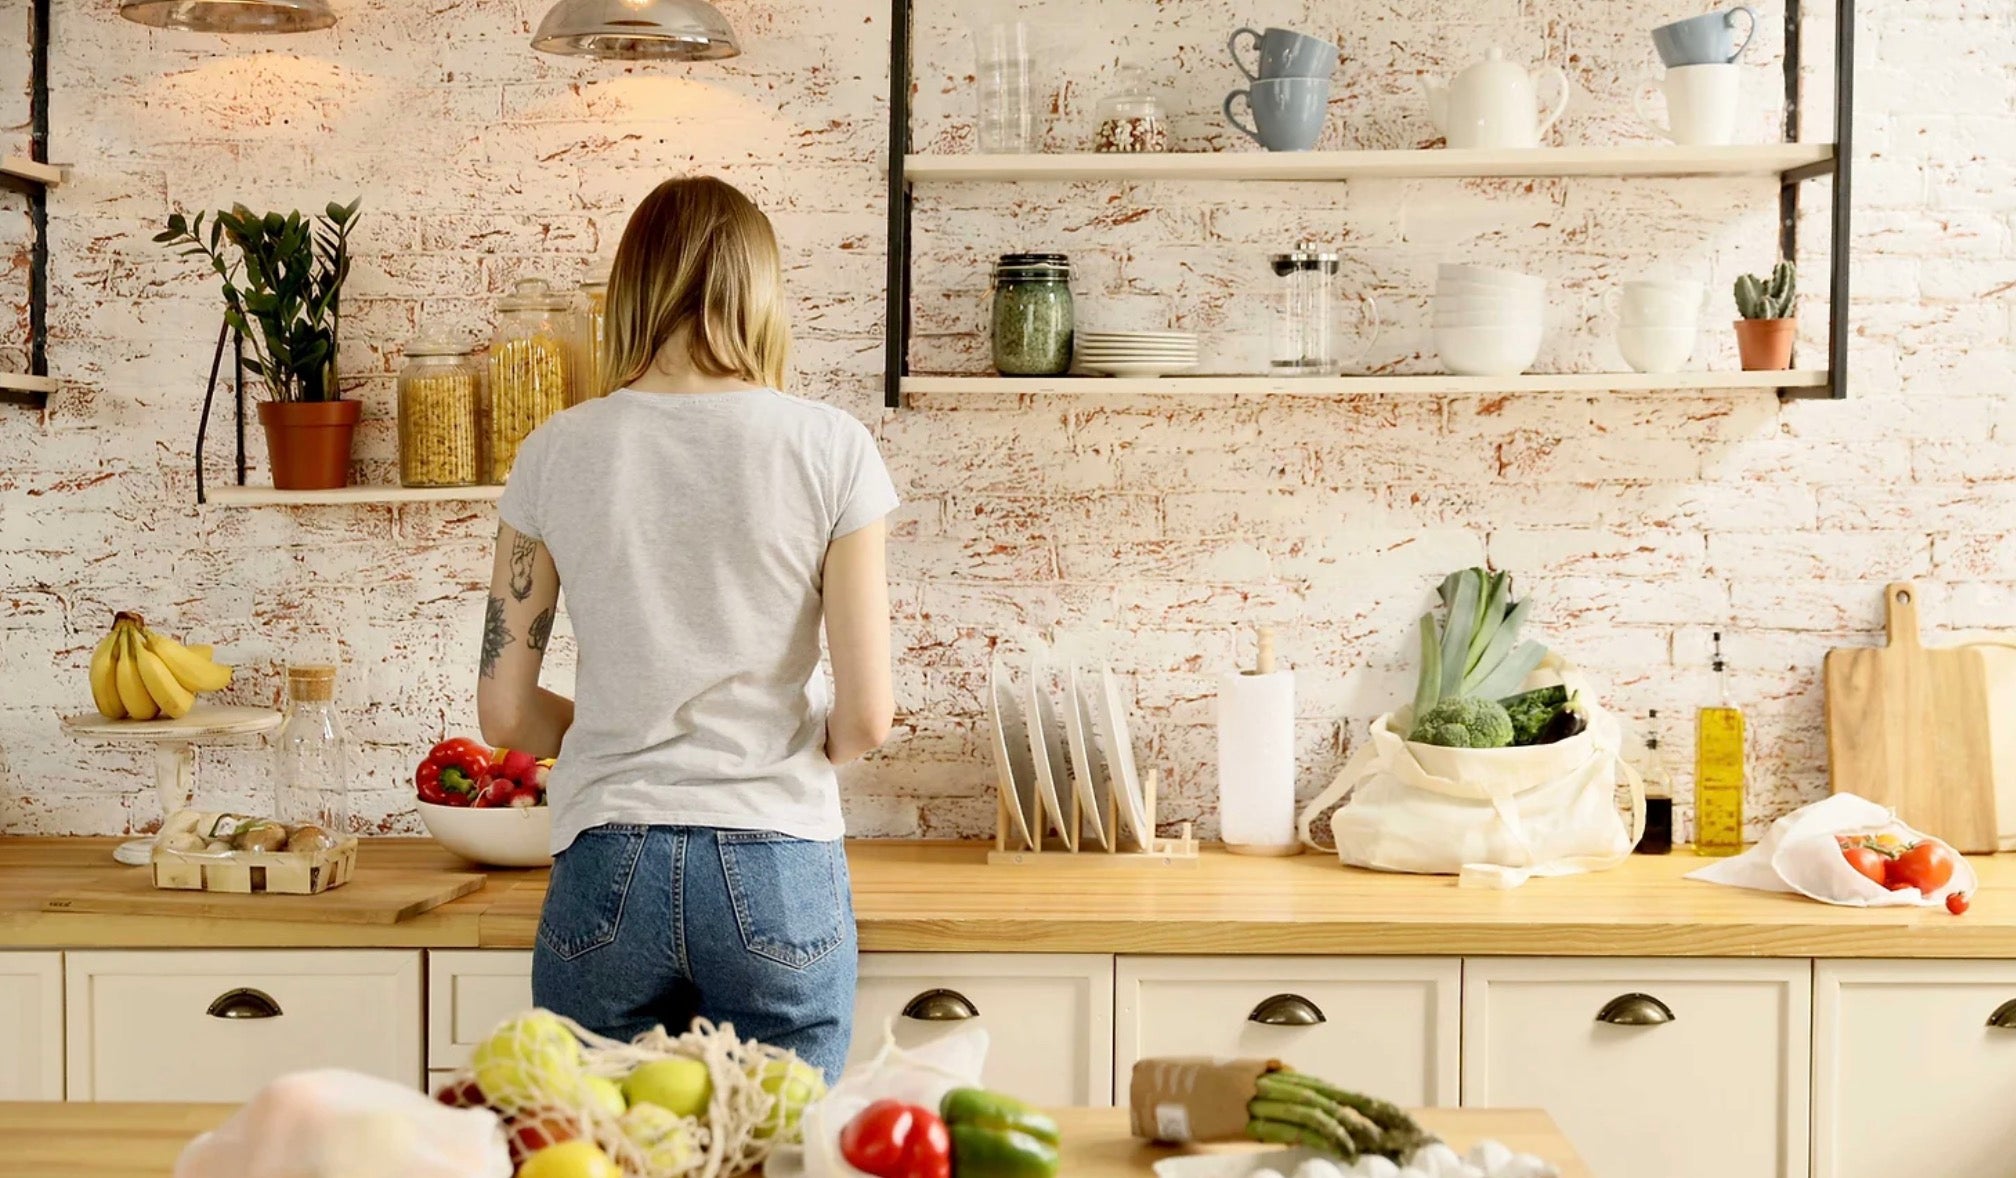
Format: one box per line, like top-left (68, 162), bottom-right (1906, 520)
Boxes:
top-left (601, 176), bottom-right (789, 393)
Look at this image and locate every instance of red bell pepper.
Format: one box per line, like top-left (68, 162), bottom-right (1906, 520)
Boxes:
top-left (840, 1100), bottom-right (951, 1178)
top-left (416, 738), bottom-right (492, 807)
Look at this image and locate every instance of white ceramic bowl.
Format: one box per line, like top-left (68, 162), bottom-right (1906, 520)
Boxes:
top-left (1616, 325), bottom-right (1697, 373)
top-left (1435, 323), bottom-right (1545, 376)
top-left (417, 800), bottom-right (553, 868)
top-left (1434, 293), bottom-right (1543, 313)
top-left (1437, 263), bottom-right (1545, 290)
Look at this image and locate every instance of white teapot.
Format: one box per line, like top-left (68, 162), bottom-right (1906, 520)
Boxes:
top-left (1420, 47), bottom-right (1571, 149)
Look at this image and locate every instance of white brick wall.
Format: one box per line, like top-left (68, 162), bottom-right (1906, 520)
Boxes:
top-left (0, 0), bottom-right (2001, 843)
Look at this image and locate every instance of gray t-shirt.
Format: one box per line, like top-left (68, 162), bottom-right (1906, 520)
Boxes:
top-left (497, 388), bottom-right (899, 853)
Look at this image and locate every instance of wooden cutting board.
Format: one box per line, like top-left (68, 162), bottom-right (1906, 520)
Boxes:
top-left (43, 868), bottom-right (486, 924)
top-left (1969, 642), bottom-right (2016, 851)
top-left (1825, 582), bottom-right (1998, 851)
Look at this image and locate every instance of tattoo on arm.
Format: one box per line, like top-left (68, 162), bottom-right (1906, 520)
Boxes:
top-left (480, 594), bottom-right (513, 678)
top-left (508, 535), bottom-right (538, 601)
top-left (527, 606), bottom-right (554, 653)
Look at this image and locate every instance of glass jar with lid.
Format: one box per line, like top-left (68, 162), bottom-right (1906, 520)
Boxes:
top-left (991, 253), bottom-right (1074, 376)
top-left (569, 266), bottom-right (612, 403)
top-left (486, 278), bottom-right (573, 483)
top-left (1093, 67), bottom-right (1168, 153)
top-left (396, 326), bottom-right (482, 487)
top-left (273, 663), bottom-right (349, 833)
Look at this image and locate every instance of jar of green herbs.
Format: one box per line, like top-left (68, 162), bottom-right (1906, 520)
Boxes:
top-left (991, 253), bottom-right (1073, 376)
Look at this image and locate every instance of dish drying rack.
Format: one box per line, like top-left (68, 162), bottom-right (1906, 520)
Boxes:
top-left (990, 767), bottom-right (1200, 867)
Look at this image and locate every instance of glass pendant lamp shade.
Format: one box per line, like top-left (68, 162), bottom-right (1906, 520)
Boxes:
top-left (532, 0), bottom-right (742, 60)
top-left (119, 0), bottom-right (337, 32)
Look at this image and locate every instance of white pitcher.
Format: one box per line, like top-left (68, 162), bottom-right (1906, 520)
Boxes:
top-left (1421, 47), bottom-right (1571, 149)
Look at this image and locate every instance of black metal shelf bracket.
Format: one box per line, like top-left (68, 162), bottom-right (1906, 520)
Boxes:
top-left (2, 0), bottom-right (53, 411)
top-left (882, 0), bottom-right (912, 410)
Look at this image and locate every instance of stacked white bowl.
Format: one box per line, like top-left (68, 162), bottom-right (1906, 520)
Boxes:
top-left (1614, 279), bottom-right (1704, 373)
top-left (1433, 263), bottom-right (1546, 376)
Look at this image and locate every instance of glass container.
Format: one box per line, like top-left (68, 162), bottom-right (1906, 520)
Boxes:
top-left (1093, 67), bottom-right (1168, 153)
top-left (1270, 242), bottom-right (1338, 375)
top-left (273, 663), bottom-right (349, 833)
top-left (486, 277), bottom-right (573, 483)
top-left (974, 21), bottom-right (1036, 152)
top-left (991, 254), bottom-right (1073, 376)
top-left (396, 326), bottom-right (482, 488)
top-left (571, 267), bottom-right (612, 402)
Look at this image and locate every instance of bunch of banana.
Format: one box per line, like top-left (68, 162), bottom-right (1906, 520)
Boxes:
top-left (88, 612), bottom-right (233, 722)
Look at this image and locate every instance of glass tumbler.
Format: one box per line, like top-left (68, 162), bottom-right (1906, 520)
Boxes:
top-left (974, 21), bottom-right (1035, 152)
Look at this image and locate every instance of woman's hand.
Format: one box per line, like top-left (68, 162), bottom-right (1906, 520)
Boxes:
top-left (823, 518), bottom-right (894, 763)
top-left (476, 523), bottom-right (575, 758)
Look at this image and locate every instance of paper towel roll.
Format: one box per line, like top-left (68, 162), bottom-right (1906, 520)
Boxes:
top-left (1217, 669), bottom-right (1296, 853)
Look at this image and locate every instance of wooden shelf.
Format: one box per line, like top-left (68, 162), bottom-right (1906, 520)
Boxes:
top-left (205, 484), bottom-right (504, 507)
top-left (0, 155), bottom-right (64, 188)
top-left (0, 372), bottom-right (55, 409)
top-left (903, 371), bottom-right (1831, 397)
top-left (904, 144), bottom-right (1834, 184)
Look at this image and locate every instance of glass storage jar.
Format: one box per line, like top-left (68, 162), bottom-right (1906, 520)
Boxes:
top-left (486, 278), bottom-right (573, 483)
top-left (396, 326), bottom-right (482, 487)
top-left (273, 663), bottom-right (349, 833)
top-left (570, 267), bottom-right (611, 402)
top-left (1093, 67), bottom-right (1168, 152)
top-left (991, 254), bottom-right (1073, 376)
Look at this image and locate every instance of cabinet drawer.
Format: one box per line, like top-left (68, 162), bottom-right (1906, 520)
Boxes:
top-left (66, 951), bottom-right (423, 1101)
top-left (428, 951), bottom-right (533, 1071)
top-left (1815, 961), bottom-right (2016, 1178)
top-left (1117, 956), bottom-right (1459, 1107)
top-left (1463, 958), bottom-right (1809, 1178)
top-left (856, 953), bottom-right (1114, 1106)
top-left (0, 952), bottom-right (62, 1100)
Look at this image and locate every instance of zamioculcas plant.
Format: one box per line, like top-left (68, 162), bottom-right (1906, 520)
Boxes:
top-left (1732, 260), bottom-right (1797, 372)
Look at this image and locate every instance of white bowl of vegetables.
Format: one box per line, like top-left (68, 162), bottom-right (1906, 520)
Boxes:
top-left (414, 738), bottom-right (553, 868)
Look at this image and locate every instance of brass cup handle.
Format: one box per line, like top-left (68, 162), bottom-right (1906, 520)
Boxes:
top-left (902, 988), bottom-right (979, 1021)
top-left (1596, 993), bottom-right (1675, 1026)
top-left (207, 987), bottom-right (283, 1020)
top-left (1248, 993), bottom-right (1327, 1026)
top-left (1987, 999), bottom-right (2016, 1028)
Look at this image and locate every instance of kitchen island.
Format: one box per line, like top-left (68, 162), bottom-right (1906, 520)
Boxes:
top-left (0, 1103), bottom-right (1595, 1178)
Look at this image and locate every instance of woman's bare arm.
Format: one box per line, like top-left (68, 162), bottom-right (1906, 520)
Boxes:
top-left (823, 518), bottom-right (894, 763)
top-left (476, 523), bottom-right (575, 758)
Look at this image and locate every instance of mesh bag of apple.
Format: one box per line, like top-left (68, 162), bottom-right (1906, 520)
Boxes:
top-left (436, 1010), bottom-right (828, 1178)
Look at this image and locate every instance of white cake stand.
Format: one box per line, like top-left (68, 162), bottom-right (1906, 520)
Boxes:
top-left (60, 704), bottom-right (286, 865)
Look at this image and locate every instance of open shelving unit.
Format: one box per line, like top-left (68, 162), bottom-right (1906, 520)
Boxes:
top-left (882, 0), bottom-right (1854, 409)
top-left (2, 0), bottom-right (60, 410)
top-left (204, 484), bottom-right (504, 508)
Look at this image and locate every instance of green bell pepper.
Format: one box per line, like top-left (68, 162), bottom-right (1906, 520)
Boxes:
top-left (939, 1088), bottom-right (1060, 1178)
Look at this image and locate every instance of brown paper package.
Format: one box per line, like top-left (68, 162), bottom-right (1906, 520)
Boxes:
top-left (1129, 1057), bottom-right (1285, 1143)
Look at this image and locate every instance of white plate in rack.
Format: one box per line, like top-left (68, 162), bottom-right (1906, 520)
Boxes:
top-left (987, 656), bottom-right (1040, 850)
top-left (1063, 662), bottom-right (1114, 851)
top-left (1025, 653), bottom-right (1076, 847)
top-left (1096, 665), bottom-right (1152, 851)
top-left (1081, 360), bottom-right (1199, 377)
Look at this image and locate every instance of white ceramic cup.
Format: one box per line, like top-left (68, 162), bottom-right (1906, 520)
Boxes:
top-left (1617, 324), bottom-right (1697, 373)
top-left (1636, 63), bottom-right (1740, 146)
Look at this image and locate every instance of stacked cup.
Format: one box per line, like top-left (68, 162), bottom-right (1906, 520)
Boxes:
top-left (1613, 279), bottom-right (1705, 373)
top-left (1223, 27), bottom-right (1339, 152)
top-left (1433, 264), bottom-right (1546, 376)
top-left (1638, 6), bottom-right (1756, 145)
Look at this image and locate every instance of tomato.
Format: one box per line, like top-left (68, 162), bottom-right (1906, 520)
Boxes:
top-left (1887, 840), bottom-right (1958, 894)
top-left (1842, 845), bottom-right (1888, 887)
top-left (1948, 892), bottom-right (1971, 915)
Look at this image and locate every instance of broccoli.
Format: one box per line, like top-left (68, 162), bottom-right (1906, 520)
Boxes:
top-left (1500, 685), bottom-right (1571, 746)
top-left (1408, 696), bottom-right (1515, 749)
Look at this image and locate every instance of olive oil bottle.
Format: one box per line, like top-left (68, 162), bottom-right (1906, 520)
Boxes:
top-left (1694, 632), bottom-right (1746, 856)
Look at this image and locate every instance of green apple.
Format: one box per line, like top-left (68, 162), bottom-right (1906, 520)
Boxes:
top-left (517, 1140), bottom-right (620, 1178)
top-left (618, 1102), bottom-right (694, 1171)
top-left (750, 1056), bottom-right (826, 1140)
top-left (621, 1057), bottom-right (713, 1119)
top-left (579, 1074), bottom-right (625, 1117)
top-left (471, 1011), bottom-right (583, 1112)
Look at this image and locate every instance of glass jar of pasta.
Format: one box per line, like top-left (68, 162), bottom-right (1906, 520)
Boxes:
top-left (570, 267), bottom-right (611, 402)
top-left (396, 327), bottom-right (482, 487)
top-left (486, 278), bottom-right (573, 483)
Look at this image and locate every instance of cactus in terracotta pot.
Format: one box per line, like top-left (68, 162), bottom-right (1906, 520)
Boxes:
top-left (1732, 261), bottom-right (1796, 371)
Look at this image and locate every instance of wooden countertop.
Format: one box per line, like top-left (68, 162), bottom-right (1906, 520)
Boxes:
top-left (4, 836), bottom-right (2014, 957)
top-left (0, 1104), bottom-right (1593, 1178)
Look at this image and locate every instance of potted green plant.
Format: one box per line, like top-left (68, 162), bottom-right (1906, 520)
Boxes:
top-left (1732, 261), bottom-right (1796, 371)
top-left (156, 200), bottom-right (362, 490)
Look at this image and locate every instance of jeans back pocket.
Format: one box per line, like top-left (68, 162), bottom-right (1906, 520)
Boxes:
top-left (538, 825), bottom-right (647, 961)
top-left (716, 832), bottom-right (848, 970)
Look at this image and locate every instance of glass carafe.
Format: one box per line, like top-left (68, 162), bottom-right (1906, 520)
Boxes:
top-left (1271, 243), bottom-right (1337, 374)
top-left (273, 663), bottom-right (350, 833)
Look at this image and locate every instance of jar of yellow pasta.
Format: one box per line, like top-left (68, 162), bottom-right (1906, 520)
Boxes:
top-left (485, 278), bottom-right (573, 483)
top-left (396, 327), bottom-right (482, 488)
top-left (570, 267), bottom-right (611, 403)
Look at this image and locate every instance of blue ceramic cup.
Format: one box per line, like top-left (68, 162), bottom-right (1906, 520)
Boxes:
top-left (1652, 6), bottom-right (1758, 66)
top-left (1224, 77), bottom-right (1330, 152)
top-left (1227, 26), bottom-right (1340, 83)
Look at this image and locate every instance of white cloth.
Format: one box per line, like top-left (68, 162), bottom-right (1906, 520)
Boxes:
top-left (500, 389), bottom-right (899, 852)
top-left (1686, 793), bottom-right (1977, 906)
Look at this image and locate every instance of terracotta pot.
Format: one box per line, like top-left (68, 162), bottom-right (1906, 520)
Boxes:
top-left (1733, 318), bottom-right (1796, 371)
top-left (258, 399), bottom-right (360, 490)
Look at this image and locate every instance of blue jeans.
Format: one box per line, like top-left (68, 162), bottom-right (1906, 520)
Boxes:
top-left (532, 825), bottom-right (857, 1082)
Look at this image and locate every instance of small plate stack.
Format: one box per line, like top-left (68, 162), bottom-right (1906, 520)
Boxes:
top-left (1075, 331), bottom-right (1199, 377)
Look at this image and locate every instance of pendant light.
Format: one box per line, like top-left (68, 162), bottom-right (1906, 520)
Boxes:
top-left (119, 0), bottom-right (336, 33)
top-left (532, 0), bottom-right (742, 61)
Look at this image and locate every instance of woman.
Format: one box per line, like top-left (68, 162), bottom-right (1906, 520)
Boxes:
top-left (476, 176), bottom-right (897, 1082)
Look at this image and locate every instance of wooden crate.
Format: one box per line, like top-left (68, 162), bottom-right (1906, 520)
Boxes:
top-left (150, 838), bottom-right (358, 894)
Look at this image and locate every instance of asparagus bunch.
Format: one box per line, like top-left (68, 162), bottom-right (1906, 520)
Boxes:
top-left (1245, 1071), bottom-right (1435, 1163)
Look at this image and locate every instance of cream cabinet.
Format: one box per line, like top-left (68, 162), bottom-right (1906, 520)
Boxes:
top-left (1115, 956), bottom-right (1460, 1107)
top-left (1462, 958), bottom-right (1810, 1178)
top-left (856, 953), bottom-right (1114, 1106)
top-left (428, 950), bottom-right (535, 1071)
top-left (65, 951), bottom-right (424, 1101)
top-left (0, 952), bottom-right (62, 1100)
top-left (1814, 960), bottom-right (2016, 1178)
